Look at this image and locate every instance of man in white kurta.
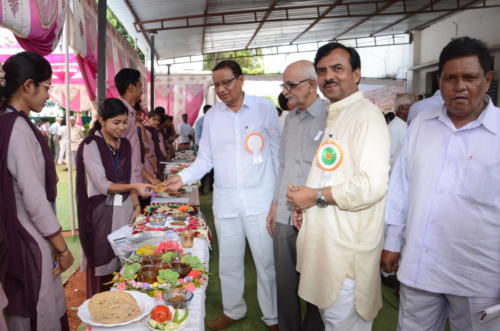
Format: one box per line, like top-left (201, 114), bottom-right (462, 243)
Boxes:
top-left (166, 60), bottom-right (280, 330)
top-left (287, 42), bottom-right (390, 330)
top-left (382, 36), bottom-right (500, 331)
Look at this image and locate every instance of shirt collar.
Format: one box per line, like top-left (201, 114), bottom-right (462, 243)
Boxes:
top-left (425, 96), bottom-right (498, 134)
top-left (328, 90), bottom-right (364, 113)
top-left (293, 96), bottom-right (325, 118)
top-left (222, 92), bottom-right (250, 112)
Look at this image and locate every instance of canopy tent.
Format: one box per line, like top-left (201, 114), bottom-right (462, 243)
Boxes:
top-left (108, 0), bottom-right (500, 64)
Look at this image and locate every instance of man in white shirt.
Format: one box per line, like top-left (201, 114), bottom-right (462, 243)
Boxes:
top-left (388, 93), bottom-right (417, 168)
top-left (49, 117), bottom-right (62, 160)
top-left (407, 89), bottom-right (444, 125)
top-left (165, 60), bottom-right (280, 330)
top-left (194, 105), bottom-right (211, 145)
top-left (178, 113), bottom-right (194, 149)
top-left (382, 36), bottom-right (500, 331)
top-left (286, 42), bottom-right (390, 331)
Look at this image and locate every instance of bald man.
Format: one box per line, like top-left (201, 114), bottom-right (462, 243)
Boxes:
top-left (267, 60), bottom-right (328, 331)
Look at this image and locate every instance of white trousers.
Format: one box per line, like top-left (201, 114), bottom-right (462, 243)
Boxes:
top-left (398, 284), bottom-right (500, 331)
top-left (320, 278), bottom-right (372, 331)
top-left (214, 212), bottom-right (277, 326)
top-left (57, 141), bottom-right (67, 164)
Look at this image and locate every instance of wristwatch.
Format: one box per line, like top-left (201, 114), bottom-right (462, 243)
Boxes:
top-left (316, 188), bottom-right (328, 208)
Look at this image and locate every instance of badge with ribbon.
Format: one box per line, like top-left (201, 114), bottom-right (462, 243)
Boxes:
top-left (316, 141), bottom-right (343, 172)
top-left (245, 132), bottom-right (265, 164)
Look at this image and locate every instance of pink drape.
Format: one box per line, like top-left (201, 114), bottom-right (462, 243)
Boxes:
top-left (185, 84), bottom-right (204, 125)
top-left (0, 0), bottom-right (66, 56)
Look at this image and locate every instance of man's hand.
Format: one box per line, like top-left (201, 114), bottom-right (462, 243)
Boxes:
top-left (292, 208), bottom-right (303, 230)
top-left (266, 202), bottom-right (277, 236)
top-left (165, 175), bottom-right (184, 192)
top-left (286, 185), bottom-right (316, 209)
top-left (380, 250), bottom-right (401, 274)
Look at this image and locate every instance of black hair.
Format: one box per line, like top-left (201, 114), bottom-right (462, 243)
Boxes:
top-left (276, 107), bottom-right (283, 117)
top-left (278, 92), bottom-right (289, 111)
top-left (89, 98), bottom-right (129, 135)
top-left (212, 60), bottom-right (243, 77)
top-left (438, 36), bottom-right (492, 76)
top-left (0, 51), bottom-right (52, 110)
top-left (148, 110), bottom-right (161, 119)
top-left (314, 42), bottom-right (361, 72)
top-left (164, 115), bottom-right (173, 121)
top-left (114, 68), bottom-right (141, 96)
top-left (153, 107), bottom-right (167, 123)
top-left (203, 105), bottom-right (212, 113)
top-left (182, 113), bottom-right (188, 118)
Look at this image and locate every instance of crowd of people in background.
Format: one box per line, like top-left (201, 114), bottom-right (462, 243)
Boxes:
top-left (1, 34), bottom-right (499, 331)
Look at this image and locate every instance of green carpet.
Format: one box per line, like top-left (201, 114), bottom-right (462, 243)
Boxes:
top-left (200, 194), bottom-right (400, 330)
top-left (55, 164), bottom-right (77, 232)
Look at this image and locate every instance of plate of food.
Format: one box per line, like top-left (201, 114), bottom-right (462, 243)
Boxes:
top-left (78, 290), bottom-right (155, 327)
top-left (168, 219), bottom-right (188, 229)
top-left (154, 183), bottom-right (168, 193)
top-left (146, 305), bottom-right (189, 331)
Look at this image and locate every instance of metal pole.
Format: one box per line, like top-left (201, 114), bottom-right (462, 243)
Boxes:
top-left (97, 0), bottom-right (107, 112)
top-left (64, 7), bottom-right (76, 236)
top-left (150, 33), bottom-right (155, 111)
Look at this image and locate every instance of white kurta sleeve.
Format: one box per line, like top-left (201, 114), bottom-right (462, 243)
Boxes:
top-left (82, 140), bottom-right (113, 196)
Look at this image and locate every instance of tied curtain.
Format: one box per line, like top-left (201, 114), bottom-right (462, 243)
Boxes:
top-left (154, 75), bottom-right (211, 127)
top-left (0, 0), bottom-right (66, 55)
top-left (69, 0), bottom-right (147, 106)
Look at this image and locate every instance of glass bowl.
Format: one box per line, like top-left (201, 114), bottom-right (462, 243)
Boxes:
top-left (163, 287), bottom-right (194, 309)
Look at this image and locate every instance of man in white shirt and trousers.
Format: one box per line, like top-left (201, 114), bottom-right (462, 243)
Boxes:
top-left (165, 60), bottom-right (280, 330)
top-left (178, 113), bottom-right (194, 149)
top-left (382, 36), bottom-right (500, 331)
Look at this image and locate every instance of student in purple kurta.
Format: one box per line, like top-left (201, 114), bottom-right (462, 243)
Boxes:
top-left (143, 110), bottom-right (167, 178)
top-left (0, 52), bottom-right (74, 331)
top-left (76, 98), bottom-right (153, 298)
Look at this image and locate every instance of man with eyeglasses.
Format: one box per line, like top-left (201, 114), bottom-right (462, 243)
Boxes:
top-left (165, 60), bottom-right (281, 330)
top-left (267, 60), bottom-right (328, 331)
top-left (286, 43), bottom-right (390, 330)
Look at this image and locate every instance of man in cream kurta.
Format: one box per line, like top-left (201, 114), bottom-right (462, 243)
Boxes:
top-left (287, 42), bottom-right (390, 330)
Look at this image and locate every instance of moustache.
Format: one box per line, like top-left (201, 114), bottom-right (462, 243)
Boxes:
top-left (323, 80), bottom-right (340, 88)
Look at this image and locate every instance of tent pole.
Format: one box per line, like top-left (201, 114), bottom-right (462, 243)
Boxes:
top-left (150, 33), bottom-right (155, 111)
top-left (64, 8), bottom-right (76, 236)
top-left (97, 0), bottom-right (107, 111)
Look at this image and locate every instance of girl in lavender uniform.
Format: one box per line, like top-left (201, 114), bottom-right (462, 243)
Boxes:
top-left (0, 52), bottom-right (74, 331)
top-left (76, 98), bottom-right (153, 298)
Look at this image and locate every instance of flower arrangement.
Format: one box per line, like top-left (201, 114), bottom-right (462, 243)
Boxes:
top-left (111, 240), bottom-right (207, 297)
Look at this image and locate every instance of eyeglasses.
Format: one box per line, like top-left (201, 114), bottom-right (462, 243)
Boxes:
top-left (280, 79), bottom-right (310, 91)
top-left (211, 76), bottom-right (239, 89)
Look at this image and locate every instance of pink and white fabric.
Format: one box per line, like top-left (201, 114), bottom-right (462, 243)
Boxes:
top-left (0, 0), bottom-right (66, 55)
top-left (153, 74), bottom-right (211, 127)
top-left (69, 0), bottom-right (147, 103)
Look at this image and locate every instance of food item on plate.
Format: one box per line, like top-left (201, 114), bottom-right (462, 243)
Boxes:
top-left (137, 245), bottom-right (157, 256)
top-left (147, 305), bottom-right (189, 330)
top-left (170, 221), bottom-right (186, 226)
top-left (154, 183), bottom-right (168, 193)
top-left (88, 291), bottom-right (140, 324)
top-left (169, 295), bottom-right (186, 303)
top-left (151, 305), bottom-right (172, 322)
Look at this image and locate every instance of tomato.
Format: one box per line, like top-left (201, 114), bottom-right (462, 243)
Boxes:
top-left (151, 305), bottom-right (171, 322)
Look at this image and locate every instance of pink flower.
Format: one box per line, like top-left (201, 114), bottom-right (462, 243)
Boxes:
top-left (178, 278), bottom-right (185, 284)
top-left (184, 282), bottom-right (196, 292)
top-left (154, 291), bottom-right (163, 302)
top-left (155, 240), bottom-right (181, 253)
top-left (116, 282), bottom-right (127, 291)
top-left (187, 270), bottom-right (201, 279)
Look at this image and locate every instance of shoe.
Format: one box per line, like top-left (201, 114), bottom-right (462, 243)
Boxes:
top-left (207, 314), bottom-right (237, 330)
top-left (268, 324), bottom-right (278, 331)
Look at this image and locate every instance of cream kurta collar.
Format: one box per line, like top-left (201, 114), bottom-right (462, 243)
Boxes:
top-left (328, 90), bottom-right (364, 113)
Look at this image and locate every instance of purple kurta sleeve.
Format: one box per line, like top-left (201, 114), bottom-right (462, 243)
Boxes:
top-left (82, 141), bottom-right (113, 196)
top-left (7, 119), bottom-right (61, 238)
